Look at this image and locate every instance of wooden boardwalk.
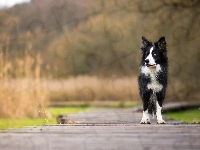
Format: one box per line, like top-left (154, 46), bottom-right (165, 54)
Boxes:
top-left (0, 108), bottom-right (199, 150)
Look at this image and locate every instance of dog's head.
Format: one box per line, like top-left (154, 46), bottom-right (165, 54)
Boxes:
top-left (140, 36), bottom-right (167, 67)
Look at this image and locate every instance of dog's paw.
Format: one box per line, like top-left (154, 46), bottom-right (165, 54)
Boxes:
top-left (157, 119), bottom-right (165, 124)
top-left (140, 118), bottom-right (151, 124)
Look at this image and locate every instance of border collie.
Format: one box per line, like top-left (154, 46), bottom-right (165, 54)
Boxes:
top-left (138, 36), bottom-right (168, 124)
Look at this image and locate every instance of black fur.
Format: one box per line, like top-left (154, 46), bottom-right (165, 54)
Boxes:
top-left (138, 36), bottom-right (168, 121)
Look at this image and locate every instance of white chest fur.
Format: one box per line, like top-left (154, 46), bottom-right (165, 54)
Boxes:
top-left (141, 64), bottom-right (163, 93)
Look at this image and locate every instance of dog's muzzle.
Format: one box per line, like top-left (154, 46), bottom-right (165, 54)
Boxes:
top-left (145, 59), bottom-right (156, 67)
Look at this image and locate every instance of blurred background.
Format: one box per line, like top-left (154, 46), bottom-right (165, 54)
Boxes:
top-left (0, 0), bottom-right (199, 120)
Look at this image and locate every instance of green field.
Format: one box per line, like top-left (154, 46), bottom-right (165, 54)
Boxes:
top-left (165, 108), bottom-right (200, 123)
top-left (0, 102), bottom-right (137, 129)
top-left (1, 104), bottom-right (198, 130)
top-left (0, 106), bottom-right (89, 130)
top-left (0, 102), bottom-right (137, 130)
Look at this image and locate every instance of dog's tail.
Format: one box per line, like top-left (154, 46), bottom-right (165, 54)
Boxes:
top-left (148, 93), bottom-right (156, 117)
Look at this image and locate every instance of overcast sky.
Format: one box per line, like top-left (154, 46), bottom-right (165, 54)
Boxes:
top-left (0, 0), bottom-right (30, 7)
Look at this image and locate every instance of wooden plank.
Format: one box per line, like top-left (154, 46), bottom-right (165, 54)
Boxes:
top-left (0, 108), bottom-right (199, 150)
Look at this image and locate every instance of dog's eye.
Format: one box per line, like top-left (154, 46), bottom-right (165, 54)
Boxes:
top-left (153, 53), bottom-right (156, 56)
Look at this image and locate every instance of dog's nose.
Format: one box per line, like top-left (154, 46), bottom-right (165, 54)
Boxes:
top-left (145, 59), bottom-right (149, 63)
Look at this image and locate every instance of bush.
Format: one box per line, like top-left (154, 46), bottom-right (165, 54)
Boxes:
top-left (0, 51), bottom-right (49, 118)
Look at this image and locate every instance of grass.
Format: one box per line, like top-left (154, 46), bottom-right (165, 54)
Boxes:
top-left (48, 76), bottom-right (140, 102)
top-left (0, 105), bottom-right (89, 130)
top-left (0, 102), bottom-right (138, 130)
top-left (0, 118), bottom-right (51, 130)
top-left (165, 108), bottom-right (200, 123)
top-left (2, 103), bottom-right (199, 129)
top-left (48, 105), bottom-right (90, 118)
top-left (0, 52), bottom-right (49, 119)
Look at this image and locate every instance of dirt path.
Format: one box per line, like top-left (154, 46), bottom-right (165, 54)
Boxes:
top-left (0, 108), bottom-right (199, 150)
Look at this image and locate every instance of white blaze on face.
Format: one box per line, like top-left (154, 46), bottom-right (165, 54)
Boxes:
top-left (146, 46), bottom-right (156, 66)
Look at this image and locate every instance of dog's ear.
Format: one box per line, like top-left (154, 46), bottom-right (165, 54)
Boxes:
top-left (157, 36), bottom-right (166, 50)
top-left (141, 36), bottom-right (152, 51)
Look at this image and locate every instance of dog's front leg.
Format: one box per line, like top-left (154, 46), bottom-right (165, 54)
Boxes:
top-left (140, 110), bottom-right (150, 124)
top-left (156, 101), bottom-right (165, 124)
top-left (140, 91), bottom-right (151, 124)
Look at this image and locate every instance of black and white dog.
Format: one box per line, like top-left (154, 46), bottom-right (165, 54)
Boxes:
top-left (138, 36), bottom-right (168, 124)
